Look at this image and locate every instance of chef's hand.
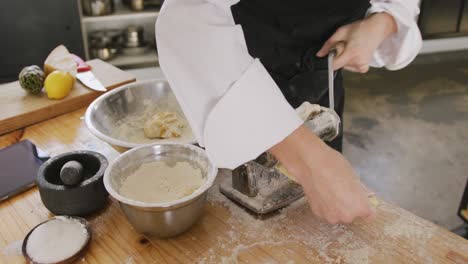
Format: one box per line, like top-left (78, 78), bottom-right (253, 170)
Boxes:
top-left (269, 125), bottom-right (374, 224)
top-left (316, 12), bottom-right (397, 73)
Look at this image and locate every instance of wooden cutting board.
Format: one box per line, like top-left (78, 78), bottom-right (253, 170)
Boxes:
top-left (0, 59), bottom-right (135, 135)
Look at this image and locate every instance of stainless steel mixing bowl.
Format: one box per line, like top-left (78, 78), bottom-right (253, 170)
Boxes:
top-left (85, 80), bottom-right (196, 149)
top-left (104, 143), bottom-right (217, 238)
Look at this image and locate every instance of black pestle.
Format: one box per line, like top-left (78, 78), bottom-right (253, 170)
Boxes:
top-left (60, 160), bottom-right (84, 186)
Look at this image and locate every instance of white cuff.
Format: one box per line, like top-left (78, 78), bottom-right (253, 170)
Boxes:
top-left (367, 1), bottom-right (422, 70)
top-left (204, 59), bottom-right (303, 169)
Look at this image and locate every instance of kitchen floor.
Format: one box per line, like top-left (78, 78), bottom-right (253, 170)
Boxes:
top-left (130, 51), bottom-right (468, 231)
top-left (343, 51), bottom-right (468, 230)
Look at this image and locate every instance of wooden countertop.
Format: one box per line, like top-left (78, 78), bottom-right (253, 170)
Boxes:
top-left (1, 108), bottom-right (467, 264)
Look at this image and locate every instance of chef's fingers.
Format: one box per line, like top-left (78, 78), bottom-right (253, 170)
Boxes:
top-left (360, 65), bottom-right (370, 73)
top-left (343, 65), bottom-right (359, 72)
top-left (331, 41), bottom-right (346, 57)
top-left (332, 49), bottom-right (353, 70)
top-left (363, 183), bottom-right (378, 223)
top-left (362, 207), bottom-right (377, 223)
top-left (360, 182), bottom-right (375, 196)
top-left (354, 64), bottom-right (370, 73)
top-left (316, 27), bottom-right (348, 57)
top-left (343, 64), bottom-right (369, 73)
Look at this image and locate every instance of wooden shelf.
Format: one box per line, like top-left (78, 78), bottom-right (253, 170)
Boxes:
top-left (78, 0), bottom-right (159, 67)
top-left (82, 6), bottom-right (159, 23)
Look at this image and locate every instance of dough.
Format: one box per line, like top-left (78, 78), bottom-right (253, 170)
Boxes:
top-left (144, 111), bottom-right (185, 139)
top-left (296, 101), bottom-right (322, 121)
top-left (369, 196), bottom-right (380, 208)
top-left (119, 160), bottom-right (204, 203)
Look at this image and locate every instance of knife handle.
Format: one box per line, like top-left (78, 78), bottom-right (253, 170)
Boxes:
top-left (71, 54), bottom-right (91, 73)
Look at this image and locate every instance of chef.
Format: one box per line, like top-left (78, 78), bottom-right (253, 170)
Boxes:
top-left (156, 0), bottom-right (422, 224)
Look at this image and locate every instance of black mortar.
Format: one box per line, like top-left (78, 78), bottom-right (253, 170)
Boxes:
top-left (37, 150), bottom-right (109, 216)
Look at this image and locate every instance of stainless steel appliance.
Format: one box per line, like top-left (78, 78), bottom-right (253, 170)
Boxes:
top-left (219, 105), bottom-right (340, 214)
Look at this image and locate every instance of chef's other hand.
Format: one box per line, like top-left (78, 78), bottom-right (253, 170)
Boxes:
top-left (316, 12), bottom-right (397, 73)
top-left (269, 125), bottom-right (374, 224)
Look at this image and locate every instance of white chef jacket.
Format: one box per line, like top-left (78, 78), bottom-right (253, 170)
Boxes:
top-left (156, 0), bottom-right (422, 169)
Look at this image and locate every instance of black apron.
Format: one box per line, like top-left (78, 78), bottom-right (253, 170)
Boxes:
top-left (231, 0), bottom-right (370, 151)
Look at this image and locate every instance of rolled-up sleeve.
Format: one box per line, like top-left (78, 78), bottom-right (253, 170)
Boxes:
top-left (368, 0), bottom-right (423, 70)
top-left (156, 0), bottom-right (303, 169)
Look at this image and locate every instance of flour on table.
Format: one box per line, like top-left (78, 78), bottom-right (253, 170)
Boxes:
top-left (124, 256), bottom-right (135, 264)
top-left (197, 169), bottom-right (377, 264)
top-left (119, 160), bottom-right (204, 203)
top-left (342, 246), bottom-right (373, 264)
top-left (383, 215), bottom-right (436, 240)
top-left (1, 240), bottom-right (23, 256)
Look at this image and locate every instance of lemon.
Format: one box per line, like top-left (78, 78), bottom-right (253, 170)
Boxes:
top-left (44, 45), bottom-right (77, 78)
top-left (44, 70), bottom-right (74, 99)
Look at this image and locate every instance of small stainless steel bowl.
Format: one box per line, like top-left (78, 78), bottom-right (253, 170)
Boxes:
top-left (81, 0), bottom-right (114, 16)
top-left (85, 80), bottom-right (196, 149)
top-left (90, 47), bottom-right (117, 61)
top-left (104, 143), bottom-right (217, 238)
